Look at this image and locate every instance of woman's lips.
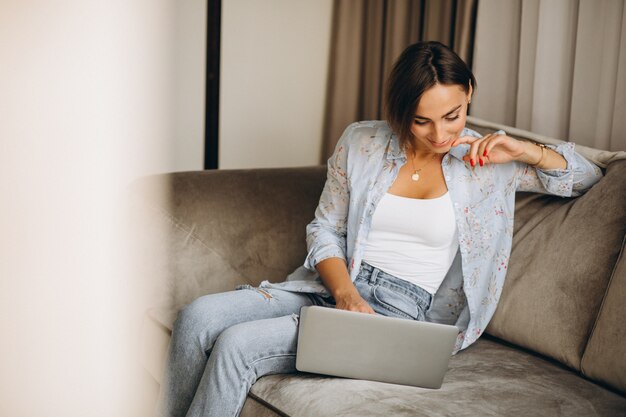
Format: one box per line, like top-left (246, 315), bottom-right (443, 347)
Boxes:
top-left (429, 138), bottom-right (452, 148)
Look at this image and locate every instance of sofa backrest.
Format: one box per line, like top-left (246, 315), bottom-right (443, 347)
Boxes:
top-left (485, 160), bottom-right (626, 371)
top-left (581, 233), bottom-right (626, 395)
top-left (466, 120), bottom-right (626, 395)
top-left (129, 167), bottom-right (326, 310)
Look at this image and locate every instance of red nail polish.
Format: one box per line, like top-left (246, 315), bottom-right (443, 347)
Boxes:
top-left (483, 150), bottom-right (487, 157)
top-left (479, 159), bottom-right (484, 167)
top-left (470, 158), bottom-right (475, 167)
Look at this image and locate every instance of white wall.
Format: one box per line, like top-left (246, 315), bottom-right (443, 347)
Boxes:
top-left (220, 0), bottom-right (334, 169)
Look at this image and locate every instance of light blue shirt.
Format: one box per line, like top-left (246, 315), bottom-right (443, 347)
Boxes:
top-left (258, 121), bottom-right (603, 353)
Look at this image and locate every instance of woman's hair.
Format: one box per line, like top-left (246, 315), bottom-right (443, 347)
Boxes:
top-left (384, 41), bottom-right (476, 150)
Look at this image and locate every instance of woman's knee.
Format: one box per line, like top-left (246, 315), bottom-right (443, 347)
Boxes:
top-left (211, 317), bottom-right (299, 385)
top-left (212, 315), bottom-right (300, 362)
top-left (173, 293), bottom-right (233, 341)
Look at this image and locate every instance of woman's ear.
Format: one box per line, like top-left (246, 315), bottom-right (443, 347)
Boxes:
top-left (467, 83), bottom-right (473, 104)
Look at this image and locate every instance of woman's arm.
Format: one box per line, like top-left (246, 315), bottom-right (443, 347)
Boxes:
top-left (304, 122), bottom-right (375, 314)
top-left (515, 140), bottom-right (567, 170)
top-left (452, 130), bottom-right (604, 197)
top-left (303, 124), bottom-right (353, 270)
top-left (514, 141), bottom-right (603, 197)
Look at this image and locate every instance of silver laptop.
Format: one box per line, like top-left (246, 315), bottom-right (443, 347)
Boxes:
top-left (296, 306), bottom-right (459, 389)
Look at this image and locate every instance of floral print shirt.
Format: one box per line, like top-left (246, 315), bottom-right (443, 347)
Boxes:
top-left (258, 120), bottom-right (604, 353)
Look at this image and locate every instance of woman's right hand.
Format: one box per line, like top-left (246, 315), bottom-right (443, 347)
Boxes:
top-left (334, 289), bottom-right (376, 314)
top-left (315, 257), bottom-right (375, 314)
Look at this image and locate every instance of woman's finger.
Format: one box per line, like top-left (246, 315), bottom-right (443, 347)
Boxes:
top-left (468, 134), bottom-right (490, 166)
top-left (477, 134), bottom-right (494, 160)
top-left (338, 297), bottom-right (375, 314)
top-left (358, 301), bottom-right (375, 314)
top-left (477, 134), bottom-right (501, 165)
top-left (483, 135), bottom-right (507, 160)
top-left (450, 135), bottom-right (480, 147)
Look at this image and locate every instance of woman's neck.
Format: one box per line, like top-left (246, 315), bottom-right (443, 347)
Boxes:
top-left (406, 144), bottom-right (442, 162)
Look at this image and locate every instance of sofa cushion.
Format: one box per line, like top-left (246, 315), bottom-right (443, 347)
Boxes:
top-left (486, 160), bottom-right (626, 371)
top-left (248, 337), bottom-right (626, 417)
top-left (240, 396), bottom-right (283, 417)
top-left (581, 234), bottom-right (626, 395)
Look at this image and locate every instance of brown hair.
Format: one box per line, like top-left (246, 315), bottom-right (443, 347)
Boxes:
top-left (384, 41), bottom-right (476, 150)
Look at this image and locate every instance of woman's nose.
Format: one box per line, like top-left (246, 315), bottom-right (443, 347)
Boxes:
top-left (430, 123), bottom-right (446, 142)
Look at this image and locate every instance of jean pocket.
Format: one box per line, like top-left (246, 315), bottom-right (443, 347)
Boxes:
top-left (372, 285), bottom-right (420, 320)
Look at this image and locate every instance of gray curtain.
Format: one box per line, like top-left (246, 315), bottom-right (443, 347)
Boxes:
top-left (471, 0), bottom-right (626, 152)
top-left (321, 0), bottom-right (479, 162)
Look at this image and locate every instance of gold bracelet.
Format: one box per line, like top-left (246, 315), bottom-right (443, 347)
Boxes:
top-left (530, 142), bottom-right (548, 167)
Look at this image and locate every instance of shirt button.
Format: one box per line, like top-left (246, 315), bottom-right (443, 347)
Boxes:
top-left (445, 176), bottom-right (451, 181)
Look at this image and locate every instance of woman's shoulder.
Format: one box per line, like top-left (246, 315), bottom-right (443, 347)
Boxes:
top-left (338, 120), bottom-right (394, 149)
top-left (343, 120), bottom-right (392, 137)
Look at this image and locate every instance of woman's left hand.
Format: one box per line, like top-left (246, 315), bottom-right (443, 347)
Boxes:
top-left (450, 133), bottom-right (525, 167)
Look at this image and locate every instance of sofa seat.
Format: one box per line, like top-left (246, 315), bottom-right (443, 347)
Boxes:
top-left (247, 337), bottom-right (626, 417)
top-left (142, 307), bottom-right (626, 417)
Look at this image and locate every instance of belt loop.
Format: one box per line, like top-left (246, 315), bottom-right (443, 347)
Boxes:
top-left (369, 267), bottom-right (379, 284)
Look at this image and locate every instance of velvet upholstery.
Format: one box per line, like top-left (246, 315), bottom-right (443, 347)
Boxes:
top-left (129, 167), bottom-right (325, 310)
top-left (249, 338), bottom-right (626, 417)
top-left (239, 396), bottom-right (284, 417)
top-left (581, 234), bottom-right (626, 395)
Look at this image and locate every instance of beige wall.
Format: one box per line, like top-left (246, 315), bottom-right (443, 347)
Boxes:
top-left (220, 0), bottom-right (334, 169)
top-left (1, 1), bottom-right (175, 415)
top-left (172, 0), bottom-right (207, 171)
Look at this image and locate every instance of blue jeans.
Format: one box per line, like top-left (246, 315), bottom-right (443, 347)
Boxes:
top-left (154, 262), bottom-right (432, 417)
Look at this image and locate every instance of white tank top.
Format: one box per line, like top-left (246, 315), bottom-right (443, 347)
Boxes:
top-left (362, 191), bottom-right (459, 295)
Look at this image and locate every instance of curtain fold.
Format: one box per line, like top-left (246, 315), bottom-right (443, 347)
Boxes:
top-left (472, 0), bottom-right (626, 151)
top-left (321, 0), bottom-right (478, 162)
top-left (472, 0), bottom-right (522, 126)
top-left (569, 0), bottom-right (624, 151)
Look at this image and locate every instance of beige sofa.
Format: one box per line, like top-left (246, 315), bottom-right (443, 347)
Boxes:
top-left (132, 118), bottom-right (626, 416)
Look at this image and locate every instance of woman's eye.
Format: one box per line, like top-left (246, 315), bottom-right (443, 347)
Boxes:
top-left (414, 116), bottom-right (459, 125)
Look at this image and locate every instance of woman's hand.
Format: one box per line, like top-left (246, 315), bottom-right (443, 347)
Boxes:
top-left (316, 257), bottom-right (375, 314)
top-left (451, 133), bottom-right (526, 167)
top-left (334, 288), bottom-right (376, 314)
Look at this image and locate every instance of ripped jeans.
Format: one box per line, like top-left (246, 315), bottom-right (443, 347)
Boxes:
top-left (154, 262), bottom-right (432, 417)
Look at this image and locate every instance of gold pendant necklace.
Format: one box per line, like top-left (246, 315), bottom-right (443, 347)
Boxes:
top-left (410, 151), bottom-right (438, 182)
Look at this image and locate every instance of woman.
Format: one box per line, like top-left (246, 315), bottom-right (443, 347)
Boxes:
top-left (155, 41), bottom-right (603, 417)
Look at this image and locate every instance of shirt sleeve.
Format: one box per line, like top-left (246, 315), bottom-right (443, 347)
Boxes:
top-left (515, 141), bottom-right (604, 197)
top-left (303, 123), bottom-right (356, 271)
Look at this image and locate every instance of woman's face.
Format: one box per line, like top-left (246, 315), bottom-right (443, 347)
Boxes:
top-left (410, 83), bottom-right (472, 154)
